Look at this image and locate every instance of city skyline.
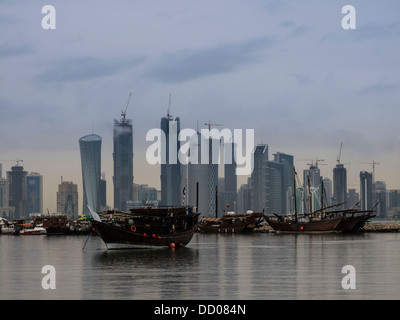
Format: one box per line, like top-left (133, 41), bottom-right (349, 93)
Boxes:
top-left (0, 1), bottom-right (399, 213)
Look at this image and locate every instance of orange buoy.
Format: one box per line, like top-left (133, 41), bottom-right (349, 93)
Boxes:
top-left (300, 226), bottom-right (304, 230)
top-left (169, 243), bottom-right (175, 248)
top-left (157, 235), bottom-right (161, 240)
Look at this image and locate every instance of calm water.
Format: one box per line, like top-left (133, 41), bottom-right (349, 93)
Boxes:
top-left (1, 232), bottom-right (399, 300)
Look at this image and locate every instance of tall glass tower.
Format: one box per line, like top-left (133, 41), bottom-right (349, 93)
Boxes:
top-left (188, 131), bottom-right (209, 216)
top-left (333, 164), bottom-right (347, 209)
top-left (113, 114), bottom-right (133, 212)
top-left (7, 165), bottom-right (27, 219)
top-left (274, 152), bottom-right (294, 214)
top-left (250, 144), bottom-right (268, 213)
top-left (26, 172), bottom-right (43, 215)
top-left (79, 134), bottom-right (102, 214)
top-left (160, 115), bottom-right (181, 206)
top-left (360, 171), bottom-right (373, 211)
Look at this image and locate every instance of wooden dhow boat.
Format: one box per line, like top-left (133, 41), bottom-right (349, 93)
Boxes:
top-left (88, 205), bottom-right (200, 249)
top-left (198, 211), bottom-right (264, 233)
top-left (264, 168), bottom-right (376, 233)
top-left (264, 214), bottom-right (343, 233)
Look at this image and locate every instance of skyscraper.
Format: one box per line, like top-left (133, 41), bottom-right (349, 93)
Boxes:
top-left (375, 181), bottom-right (386, 217)
top-left (79, 134), bottom-right (102, 214)
top-left (7, 165), bottom-right (27, 218)
top-left (26, 172), bottom-right (43, 215)
top-left (360, 171), bottom-right (373, 211)
top-left (333, 164), bottom-right (347, 209)
top-left (160, 115), bottom-right (182, 206)
top-left (188, 131), bottom-right (209, 216)
top-left (322, 177), bottom-right (333, 206)
top-left (266, 160), bottom-right (284, 214)
top-left (0, 164), bottom-right (13, 218)
top-left (303, 165), bottom-right (321, 189)
top-left (223, 141), bottom-right (237, 213)
top-left (57, 180), bottom-right (78, 219)
top-left (237, 178), bottom-right (251, 214)
top-left (250, 144), bottom-right (268, 212)
top-left (0, 177), bottom-right (8, 209)
top-left (113, 112), bottom-right (133, 211)
top-left (274, 152), bottom-right (294, 214)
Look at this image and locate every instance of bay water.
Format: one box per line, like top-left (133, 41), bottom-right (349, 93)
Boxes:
top-left (1, 232), bottom-right (399, 300)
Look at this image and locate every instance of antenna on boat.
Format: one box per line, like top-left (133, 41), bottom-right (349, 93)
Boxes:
top-left (307, 174), bottom-right (313, 220)
top-left (215, 186), bottom-right (218, 219)
top-left (293, 166), bottom-right (298, 222)
top-left (196, 182), bottom-right (199, 213)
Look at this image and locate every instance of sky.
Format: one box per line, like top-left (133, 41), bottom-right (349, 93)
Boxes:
top-left (0, 0), bottom-right (399, 214)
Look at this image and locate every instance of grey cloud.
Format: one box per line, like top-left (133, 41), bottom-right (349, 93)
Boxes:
top-left (356, 22), bottom-right (400, 41)
top-left (280, 20), bottom-right (295, 28)
top-left (293, 73), bottom-right (312, 85)
top-left (289, 24), bottom-right (309, 38)
top-left (34, 55), bottom-right (146, 83)
top-left (357, 83), bottom-right (398, 95)
top-left (319, 21), bottom-right (400, 44)
top-left (0, 44), bottom-right (32, 57)
top-left (145, 36), bottom-right (277, 83)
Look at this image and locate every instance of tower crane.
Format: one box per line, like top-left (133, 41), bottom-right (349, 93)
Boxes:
top-left (0, 159), bottom-right (23, 166)
top-left (360, 161), bottom-right (380, 183)
top-left (121, 92), bottom-right (132, 124)
top-left (337, 142), bottom-right (343, 164)
top-left (306, 158), bottom-right (326, 168)
top-left (166, 93), bottom-right (173, 120)
top-left (204, 120), bottom-right (224, 131)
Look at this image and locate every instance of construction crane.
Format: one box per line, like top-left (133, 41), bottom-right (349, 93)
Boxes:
top-left (299, 157), bottom-right (325, 168)
top-left (0, 159), bottom-right (23, 166)
top-left (166, 93), bottom-right (173, 120)
top-left (204, 120), bottom-right (224, 131)
top-left (121, 92), bottom-right (132, 124)
top-left (337, 142), bottom-right (343, 164)
top-left (306, 158), bottom-right (326, 168)
top-left (360, 161), bottom-right (380, 183)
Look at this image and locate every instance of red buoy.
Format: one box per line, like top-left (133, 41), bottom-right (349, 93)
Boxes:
top-left (143, 233), bottom-right (147, 237)
top-left (169, 243), bottom-right (175, 248)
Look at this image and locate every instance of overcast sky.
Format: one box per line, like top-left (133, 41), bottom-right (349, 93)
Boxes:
top-left (0, 0), bottom-right (399, 213)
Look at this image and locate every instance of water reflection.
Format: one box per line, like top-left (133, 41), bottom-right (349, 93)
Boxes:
top-left (1, 232), bottom-right (399, 299)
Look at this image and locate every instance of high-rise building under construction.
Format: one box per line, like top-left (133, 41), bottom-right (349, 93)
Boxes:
top-left (113, 95), bottom-right (134, 211)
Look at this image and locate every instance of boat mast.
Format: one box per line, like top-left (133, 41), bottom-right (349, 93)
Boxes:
top-left (308, 175), bottom-right (312, 221)
top-left (215, 185), bottom-right (218, 219)
top-left (321, 179), bottom-right (324, 214)
top-left (293, 167), bottom-right (298, 222)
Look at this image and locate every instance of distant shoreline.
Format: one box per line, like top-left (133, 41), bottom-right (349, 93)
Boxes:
top-left (255, 221), bottom-right (400, 233)
top-left (363, 221), bottom-right (400, 232)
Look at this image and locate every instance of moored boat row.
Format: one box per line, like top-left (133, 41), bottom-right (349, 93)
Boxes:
top-left (198, 211), bottom-right (264, 234)
top-left (264, 208), bottom-right (376, 233)
top-left (0, 216), bottom-right (93, 235)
